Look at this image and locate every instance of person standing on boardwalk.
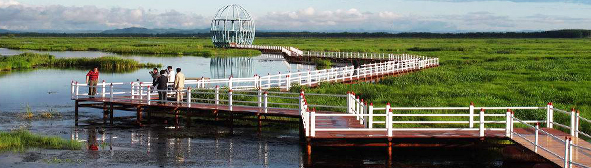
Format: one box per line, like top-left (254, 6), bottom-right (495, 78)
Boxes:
top-left (165, 66), bottom-right (175, 85)
top-left (86, 67), bottom-right (99, 97)
top-left (154, 70), bottom-right (168, 103)
top-left (174, 68), bottom-right (185, 102)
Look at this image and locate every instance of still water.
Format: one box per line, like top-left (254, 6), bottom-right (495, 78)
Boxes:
top-left (0, 48), bottom-right (545, 167)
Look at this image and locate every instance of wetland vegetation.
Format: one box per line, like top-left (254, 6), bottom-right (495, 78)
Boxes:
top-left (0, 52), bottom-right (161, 71)
top-left (0, 130), bottom-right (81, 151)
top-left (0, 37), bottom-right (261, 56)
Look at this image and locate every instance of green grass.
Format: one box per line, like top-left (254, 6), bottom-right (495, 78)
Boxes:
top-left (255, 38), bottom-right (591, 132)
top-left (0, 37), bottom-right (261, 57)
top-left (0, 52), bottom-right (161, 71)
top-left (0, 130), bottom-right (82, 151)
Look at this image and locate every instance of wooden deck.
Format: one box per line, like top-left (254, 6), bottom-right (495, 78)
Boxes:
top-left (512, 128), bottom-right (591, 167)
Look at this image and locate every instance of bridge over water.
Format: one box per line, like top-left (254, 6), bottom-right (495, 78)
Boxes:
top-left (71, 45), bottom-right (589, 168)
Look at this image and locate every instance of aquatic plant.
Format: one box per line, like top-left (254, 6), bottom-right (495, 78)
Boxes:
top-left (313, 59), bottom-right (332, 70)
top-left (0, 53), bottom-right (162, 71)
top-left (0, 130), bottom-right (82, 151)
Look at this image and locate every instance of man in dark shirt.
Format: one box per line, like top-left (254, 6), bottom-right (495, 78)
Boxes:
top-left (86, 67), bottom-right (99, 97)
top-left (154, 70), bottom-right (169, 103)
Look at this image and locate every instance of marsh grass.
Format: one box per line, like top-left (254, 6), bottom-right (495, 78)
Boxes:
top-left (0, 130), bottom-right (82, 151)
top-left (0, 53), bottom-right (161, 71)
top-left (0, 37), bottom-right (261, 57)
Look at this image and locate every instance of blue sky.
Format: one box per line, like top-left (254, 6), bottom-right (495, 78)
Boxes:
top-left (1, 0), bottom-right (590, 32)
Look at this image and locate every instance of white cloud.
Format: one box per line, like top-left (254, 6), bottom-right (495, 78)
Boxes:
top-left (257, 7), bottom-right (455, 32)
top-left (0, 0), bottom-right (208, 30)
top-left (0, 0), bottom-right (589, 32)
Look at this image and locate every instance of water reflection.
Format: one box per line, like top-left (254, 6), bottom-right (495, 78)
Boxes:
top-left (210, 57), bottom-right (254, 78)
top-left (71, 125), bottom-right (294, 167)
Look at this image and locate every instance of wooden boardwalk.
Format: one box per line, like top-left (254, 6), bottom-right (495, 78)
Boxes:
top-left (71, 45), bottom-right (591, 167)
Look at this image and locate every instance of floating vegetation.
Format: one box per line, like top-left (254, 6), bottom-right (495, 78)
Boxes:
top-left (313, 59), bottom-right (332, 70)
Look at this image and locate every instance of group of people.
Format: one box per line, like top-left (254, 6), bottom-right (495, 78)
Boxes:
top-left (150, 66), bottom-right (185, 103)
top-left (84, 66), bottom-right (186, 103)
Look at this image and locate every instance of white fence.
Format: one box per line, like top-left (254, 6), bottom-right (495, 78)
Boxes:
top-left (230, 44), bottom-right (430, 61)
top-left (298, 94), bottom-right (591, 168)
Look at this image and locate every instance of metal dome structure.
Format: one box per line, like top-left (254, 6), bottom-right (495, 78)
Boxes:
top-left (211, 4), bottom-right (255, 48)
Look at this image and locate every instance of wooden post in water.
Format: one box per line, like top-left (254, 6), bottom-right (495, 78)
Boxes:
top-left (74, 100), bottom-right (79, 126)
top-left (136, 105), bottom-right (142, 126)
top-left (109, 103), bottom-right (114, 124)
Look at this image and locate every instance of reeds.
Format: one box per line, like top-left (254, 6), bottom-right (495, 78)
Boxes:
top-left (0, 53), bottom-right (162, 71)
top-left (0, 130), bottom-right (81, 151)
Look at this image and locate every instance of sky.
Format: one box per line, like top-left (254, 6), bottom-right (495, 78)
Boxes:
top-left (0, 0), bottom-right (590, 32)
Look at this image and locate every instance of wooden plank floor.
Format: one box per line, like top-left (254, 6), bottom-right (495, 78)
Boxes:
top-left (512, 128), bottom-right (591, 168)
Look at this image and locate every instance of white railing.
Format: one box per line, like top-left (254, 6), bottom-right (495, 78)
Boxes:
top-left (548, 103), bottom-right (590, 139)
top-left (229, 44), bottom-right (440, 63)
top-left (299, 99), bottom-right (590, 168)
top-left (304, 103), bottom-right (548, 137)
top-left (73, 58), bottom-right (438, 94)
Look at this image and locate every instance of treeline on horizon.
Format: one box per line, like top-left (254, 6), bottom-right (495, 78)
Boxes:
top-left (1, 29), bottom-right (590, 38)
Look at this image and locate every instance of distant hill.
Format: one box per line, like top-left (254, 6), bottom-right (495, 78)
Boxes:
top-left (0, 29), bottom-right (13, 33)
top-left (101, 27), bottom-right (209, 34)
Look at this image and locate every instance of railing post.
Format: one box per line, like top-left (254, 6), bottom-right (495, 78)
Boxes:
top-left (307, 72), bottom-right (312, 86)
top-left (569, 137), bottom-right (573, 168)
top-left (263, 91), bottom-right (268, 113)
top-left (258, 88), bottom-right (262, 107)
top-left (146, 85), bottom-right (151, 105)
top-left (186, 87), bottom-right (191, 106)
top-left (286, 75), bottom-right (291, 90)
top-left (131, 82), bottom-right (135, 99)
top-left (75, 81), bottom-right (79, 99)
top-left (228, 90), bottom-right (233, 111)
top-left (71, 81), bottom-right (75, 99)
top-left (469, 102), bottom-right (475, 128)
top-left (535, 122), bottom-right (539, 153)
top-left (310, 109), bottom-right (316, 137)
top-left (101, 80), bottom-right (106, 97)
top-left (570, 108), bottom-right (576, 137)
top-left (215, 85), bottom-right (220, 105)
top-left (479, 108), bottom-right (485, 137)
top-left (299, 90), bottom-right (304, 114)
top-left (576, 110), bottom-right (580, 138)
top-left (109, 83), bottom-right (113, 102)
top-left (228, 76), bottom-right (233, 90)
top-left (505, 109), bottom-right (511, 137)
top-left (358, 99), bottom-right (364, 120)
top-left (368, 103), bottom-right (374, 129)
top-left (564, 137), bottom-right (570, 168)
top-left (355, 96), bottom-right (360, 115)
top-left (387, 108), bottom-right (392, 138)
top-left (510, 110), bottom-right (514, 139)
top-left (346, 92), bottom-right (351, 114)
top-left (547, 102), bottom-right (554, 128)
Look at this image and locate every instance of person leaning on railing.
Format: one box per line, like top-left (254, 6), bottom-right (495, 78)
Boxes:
top-left (86, 67), bottom-right (99, 98)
